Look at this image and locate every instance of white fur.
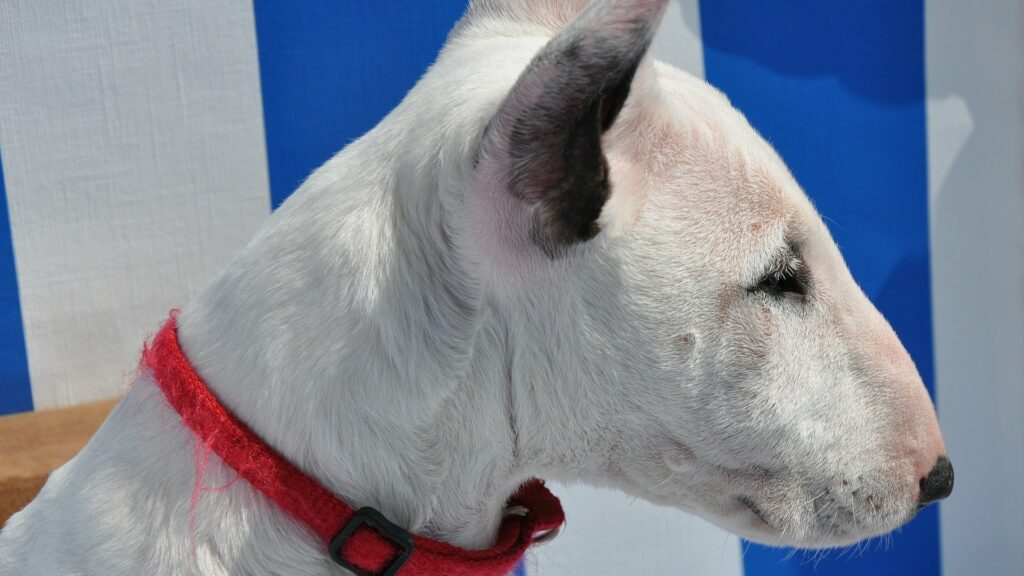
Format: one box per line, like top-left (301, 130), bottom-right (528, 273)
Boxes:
top-left (0, 1), bottom-right (946, 574)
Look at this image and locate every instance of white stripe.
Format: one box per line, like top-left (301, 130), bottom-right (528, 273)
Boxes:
top-left (526, 483), bottom-right (744, 576)
top-left (0, 0), bottom-right (270, 409)
top-left (927, 1), bottom-right (1024, 575)
top-left (530, 5), bottom-right (742, 575)
top-left (652, 0), bottom-right (705, 78)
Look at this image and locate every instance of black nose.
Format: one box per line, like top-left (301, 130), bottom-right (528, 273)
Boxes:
top-left (919, 456), bottom-right (954, 507)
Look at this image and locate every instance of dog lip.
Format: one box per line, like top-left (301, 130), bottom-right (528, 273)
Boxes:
top-left (739, 496), bottom-right (773, 528)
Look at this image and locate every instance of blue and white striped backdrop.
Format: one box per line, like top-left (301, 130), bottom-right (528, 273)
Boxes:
top-left (0, 1), bottom-right (1020, 575)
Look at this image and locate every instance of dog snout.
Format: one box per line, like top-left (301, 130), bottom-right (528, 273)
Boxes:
top-left (917, 455), bottom-right (954, 508)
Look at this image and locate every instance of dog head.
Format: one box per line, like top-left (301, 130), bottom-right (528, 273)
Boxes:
top-left (447, 0), bottom-right (950, 548)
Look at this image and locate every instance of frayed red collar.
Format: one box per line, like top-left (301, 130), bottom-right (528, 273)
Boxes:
top-left (144, 313), bottom-right (564, 576)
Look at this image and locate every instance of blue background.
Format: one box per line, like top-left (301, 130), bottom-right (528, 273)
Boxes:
top-left (0, 149), bottom-right (32, 415)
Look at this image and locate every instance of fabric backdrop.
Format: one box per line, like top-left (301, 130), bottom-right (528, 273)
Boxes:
top-left (0, 1), bottom-right (1020, 575)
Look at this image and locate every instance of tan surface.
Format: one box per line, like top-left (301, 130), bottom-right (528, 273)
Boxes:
top-left (0, 398), bottom-right (120, 526)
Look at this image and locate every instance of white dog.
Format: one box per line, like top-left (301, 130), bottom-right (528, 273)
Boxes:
top-left (0, 0), bottom-right (952, 574)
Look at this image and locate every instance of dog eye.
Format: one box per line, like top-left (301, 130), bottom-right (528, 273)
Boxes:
top-left (750, 257), bottom-right (808, 299)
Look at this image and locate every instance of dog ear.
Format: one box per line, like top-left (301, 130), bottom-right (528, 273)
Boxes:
top-left (476, 0), bottom-right (669, 257)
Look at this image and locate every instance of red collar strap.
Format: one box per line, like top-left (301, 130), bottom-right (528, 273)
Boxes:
top-left (143, 314), bottom-right (564, 576)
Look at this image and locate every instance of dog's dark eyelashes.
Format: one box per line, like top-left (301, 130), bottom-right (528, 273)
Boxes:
top-left (750, 255), bottom-right (809, 299)
top-left (757, 267), bottom-right (805, 297)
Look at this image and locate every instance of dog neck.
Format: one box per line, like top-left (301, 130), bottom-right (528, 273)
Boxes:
top-left (172, 138), bottom-right (533, 554)
top-left (169, 28), bottom-right (602, 557)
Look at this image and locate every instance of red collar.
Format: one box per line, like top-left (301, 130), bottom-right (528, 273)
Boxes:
top-left (143, 314), bottom-right (564, 576)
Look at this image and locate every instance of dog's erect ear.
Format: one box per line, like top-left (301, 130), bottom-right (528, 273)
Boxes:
top-left (476, 0), bottom-right (669, 257)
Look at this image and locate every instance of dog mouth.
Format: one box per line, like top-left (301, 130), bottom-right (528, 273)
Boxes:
top-left (739, 496), bottom-right (773, 528)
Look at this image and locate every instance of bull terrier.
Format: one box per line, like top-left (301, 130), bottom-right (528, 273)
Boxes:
top-left (0, 1), bottom-right (952, 574)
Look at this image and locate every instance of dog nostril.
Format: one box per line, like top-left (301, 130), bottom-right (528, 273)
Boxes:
top-left (918, 456), bottom-right (954, 507)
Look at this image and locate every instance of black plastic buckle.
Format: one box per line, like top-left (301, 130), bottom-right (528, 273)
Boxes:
top-left (329, 507), bottom-right (414, 576)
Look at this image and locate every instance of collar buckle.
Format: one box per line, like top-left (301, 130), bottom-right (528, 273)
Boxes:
top-left (329, 507), bottom-right (414, 576)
